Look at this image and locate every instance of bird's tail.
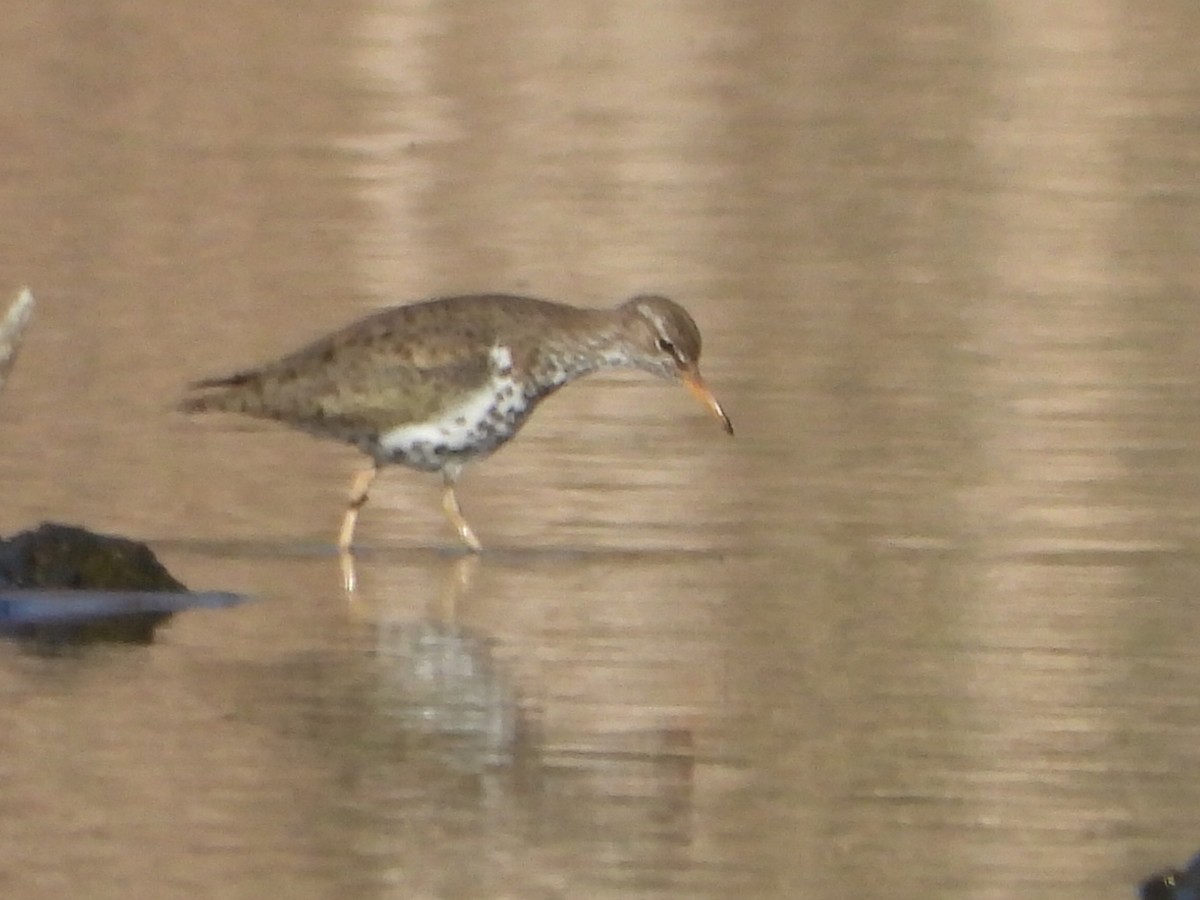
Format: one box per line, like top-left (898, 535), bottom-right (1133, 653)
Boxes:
top-left (177, 372), bottom-right (258, 414)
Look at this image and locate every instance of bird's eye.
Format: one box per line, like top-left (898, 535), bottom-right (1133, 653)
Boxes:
top-left (656, 337), bottom-right (676, 355)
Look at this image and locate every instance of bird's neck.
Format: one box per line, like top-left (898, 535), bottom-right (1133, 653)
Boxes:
top-left (527, 312), bottom-right (633, 395)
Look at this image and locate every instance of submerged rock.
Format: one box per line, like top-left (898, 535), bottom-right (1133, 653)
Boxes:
top-left (0, 522), bottom-right (242, 644)
top-left (1141, 850), bottom-right (1200, 900)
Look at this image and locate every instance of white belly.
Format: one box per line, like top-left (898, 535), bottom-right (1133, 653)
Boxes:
top-left (377, 352), bottom-right (529, 471)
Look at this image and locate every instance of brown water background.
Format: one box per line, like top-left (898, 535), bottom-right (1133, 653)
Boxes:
top-left (1, 1), bottom-right (1199, 897)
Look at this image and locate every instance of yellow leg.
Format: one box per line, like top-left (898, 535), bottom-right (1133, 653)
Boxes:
top-left (338, 464), bottom-right (378, 551)
top-left (338, 464), bottom-right (378, 594)
top-left (339, 550), bottom-right (359, 595)
top-left (441, 473), bottom-right (483, 552)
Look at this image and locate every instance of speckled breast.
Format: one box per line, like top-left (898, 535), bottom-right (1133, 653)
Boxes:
top-left (372, 374), bottom-right (536, 472)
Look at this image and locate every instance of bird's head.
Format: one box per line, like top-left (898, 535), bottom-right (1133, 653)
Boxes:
top-left (616, 295), bottom-right (734, 435)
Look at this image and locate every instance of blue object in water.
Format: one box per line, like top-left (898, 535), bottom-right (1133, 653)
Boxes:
top-left (0, 589), bottom-right (244, 627)
top-left (0, 589), bottom-right (246, 643)
top-left (1141, 851), bottom-right (1200, 900)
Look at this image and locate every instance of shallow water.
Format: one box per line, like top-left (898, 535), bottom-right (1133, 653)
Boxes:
top-left (1, 1), bottom-right (1200, 897)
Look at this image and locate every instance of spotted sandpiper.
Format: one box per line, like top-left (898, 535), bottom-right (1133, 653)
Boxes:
top-left (181, 293), bottom-right (732, 565)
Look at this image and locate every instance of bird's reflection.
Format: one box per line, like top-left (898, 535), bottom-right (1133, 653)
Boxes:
top-left (230, 549), bottom-right (707, 891)
top-left (341, 537), bottom-right (480, 597)
top-left (355, 553), bottom-right (699, 844)
top-left (340, 551), bottom-right (513, 771)
top-left (370, 625), bottom-right (516, 768)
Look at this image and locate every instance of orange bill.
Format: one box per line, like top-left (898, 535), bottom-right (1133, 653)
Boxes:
top-left (682, 369), bottom-right (734, 436)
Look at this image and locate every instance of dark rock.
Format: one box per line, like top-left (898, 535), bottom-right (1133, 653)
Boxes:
top-left (0, 522), bottom-right (185, 592)
top-left (1141, 851), bottom-right (1200, 900)
top-left (0, 522), bottom-right (240, 645)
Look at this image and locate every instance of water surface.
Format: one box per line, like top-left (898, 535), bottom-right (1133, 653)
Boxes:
top-left (1, 1), bottom-right (1199, 897)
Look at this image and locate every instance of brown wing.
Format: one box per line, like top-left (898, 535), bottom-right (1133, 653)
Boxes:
top-left (180, 293), bottom-right (585, 442)
top-left (180, 302), bottom-right (503, 443)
